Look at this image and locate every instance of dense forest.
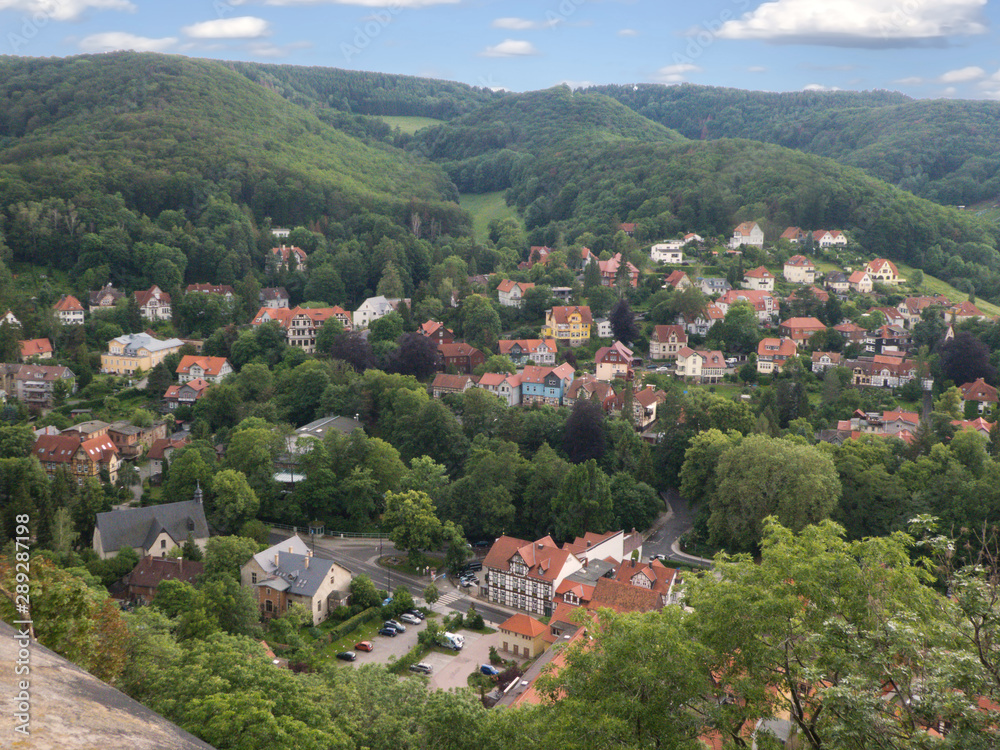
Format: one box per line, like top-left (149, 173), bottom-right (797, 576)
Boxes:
top-left (588, 83), bottom-right (1000, 207)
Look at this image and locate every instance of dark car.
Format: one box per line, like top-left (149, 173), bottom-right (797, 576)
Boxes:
top-left (463, 561), bottom-right (483, 572)
top-left (480, 664), bottom-right (500, 676)
top-left (336, 651), bottom-right (357, 661)
top-left (378, 627), bottom-right (398, 637)
top-left (405, 608), bottom-right (426, 620)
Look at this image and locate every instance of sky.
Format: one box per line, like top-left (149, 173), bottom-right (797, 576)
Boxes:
top-left (4, 0), bottom-right (1000, 99)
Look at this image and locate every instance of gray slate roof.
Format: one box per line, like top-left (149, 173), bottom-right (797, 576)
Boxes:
top-left (96, 500), bottom-right (208, 554)
top-left (256, 551), bottom-right (335, 598)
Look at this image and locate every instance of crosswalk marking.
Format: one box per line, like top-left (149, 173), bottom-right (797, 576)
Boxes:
top-left (436, 591), bottom-right (464, 607)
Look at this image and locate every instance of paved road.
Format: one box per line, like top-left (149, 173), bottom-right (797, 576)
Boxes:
top-left (642, 491), bottom-right (713, 568)
top-left (268, 532), bottom-right (517, 624)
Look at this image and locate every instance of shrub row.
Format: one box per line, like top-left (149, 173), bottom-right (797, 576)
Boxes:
top-left (325, 606), bottom-right (381, 642)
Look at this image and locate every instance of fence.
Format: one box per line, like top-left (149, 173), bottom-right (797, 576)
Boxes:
top-left (267, 522), bottom-right (383, 540)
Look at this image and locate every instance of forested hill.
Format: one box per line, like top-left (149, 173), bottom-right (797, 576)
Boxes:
top-left (0, 53), bottom-right (460, 227)
top-left (229, 61), bottom-right (502, 120)
top-left (585, 83), bottom-right (1000, 207)
top-left (407, 85), bottom-right (685, 193)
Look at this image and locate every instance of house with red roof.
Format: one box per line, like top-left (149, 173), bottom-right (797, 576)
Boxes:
top-left (756, 337), bottom-right (798, 374)
top-left (678, 303), bottom-right (726, 336)
top-left (947, 300), bottom-right (986, 324)
top-left (780, 227), bottom-right (808, 244)
top-left (176, 355), bottom-right (232, 384)
top-left (663, 269), bottom-right (692, 291)
top-left (418, 320), bottom-right (455, 345)
top-left (783, 255), bottom-right (816, 284)
top-left (20, 338), bottom-right (53, 362)
top-left (134, 285), bottom-right (172, 321)
top-left (163, 378), bottom-right (212, 410)
top-left (498, 338), bottom-right (557, 366)
top-left (598, 253), bottom-right (640, 288)
top-left (897, 295), bottom-right (949, 328)
top-left (811, 351), bottom-right (843, 373)
top-left (716, 289), bottom-right (778, 323)
top-left (595, 341), bottom-right (634, 382)
top-left (563, 374), bottom-right (615, 410)
top-left (475, 371), bottom-right (522, 407)
top-left (542, 306), bottom-right (592, 347)
top-left (865, 258), bottom-right (902, 285)
top-left (54, 294), bottom-right (85, 325)
top-left (779, 317), bottom-right (826, 347)
top-left (88, 283), bottom-right (124, 313)
top-left (959, 378), bottom-right (998, 415)
top-left (675, 347), bottom-right (725, 383)
top-left (437, 342), bottom-right (485, 374)
top-left (618, 222), bottom-right (636, 236)
top-left (496, 279), bottom-right (536, 308)
top-left (269, 244), bottom-right (308, 272)
top-left (631, 386), bottom-right (667, 429)
top-left (813, 230), bottom-right (848, 247)
top-left (650, 324), bottom-right (688, 361)
top-left (33, 431), bottom-right (120, 483)
top-left (520, 363), bottom-right (575, 406)
top-left (848, 270), bottom-right (873, 294)
top-left (742, 265), bottom-right (775, 292)
top-left (729, 221), bottom-right (764, 249)
top-left (834, 321), bottom-right (867, 344)
top-left (123, 556), bottom-right (204, 604)
top-left (787, 285), bottom-right (830, 303)
top-left (430, 373), bottom-right (474, 399)
top-left (498, 614), bottom-right (550, 659)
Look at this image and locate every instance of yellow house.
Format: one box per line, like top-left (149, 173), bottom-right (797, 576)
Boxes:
top-left (542, 305), bottom-right (592, 347)
top-left (101, 332), bottom-right (184, 375)
top-left (498, 613), bottom-right (549, 658)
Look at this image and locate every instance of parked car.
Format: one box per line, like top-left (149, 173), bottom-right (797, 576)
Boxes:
top-left (463, 561), bottom-right (483, 572)
top-left (480, 664), bottom-right (500, 676)
top-left (459, 578), bottom-right (474, 588)
top-left (409, 662), bottom-right (433, 674)
top-left (472, 541), bottom-right (489, 549)
top-left (355, 641), bottom-right (374, 652)
top-left (399, 613), bottom-right (421, 625)
top-left (405, 609), bottom-right (425, 620)
top-left (385, 619), bottom-right (406, 632)
top-left (336, 651), bottom-right (357, 661)
top-left (378, 627), bottom-right (398, 637)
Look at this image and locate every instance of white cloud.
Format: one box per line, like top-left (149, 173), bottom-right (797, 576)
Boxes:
top-left (183, 17), bottom-right (271, 39)
top-left (652, 63), bottom-right (700, 83)
top-left (480, 39), bottom-right (539, 57)
top-left (717, 0), bottom-right (988, 47)
top-left (561, 79), bottom-right (596, 89)
top-left (803, 83), bottom-right (842, 91)
top-left (78, 31), bottom-right (177, 52)
top-left (747, 65), bottom-right (767, 72)
top-left (0, 0), bottom-right (134, 21)
top-left (617, 28), bottom-right (638, 37)
top-left (894, 76), bottom-right (924, 85)
top-left (492, 17), bottom-right (558, 30)
top-left (938, 65), bottom-right (985, 83)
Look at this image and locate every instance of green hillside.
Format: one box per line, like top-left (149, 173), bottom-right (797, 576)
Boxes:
top-left (0, 53), bottom-right (460, 227)
top-left (587, 83), bottom-right (1000, 208)
top-left (459, 191), bottom-right (521, 242)
top-left (409, 85), bottom-right (684, 193)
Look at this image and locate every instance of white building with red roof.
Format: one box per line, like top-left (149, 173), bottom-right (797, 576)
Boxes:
top-left (848, 270), bottom-right (873, 294)
top-left (163, 379), bottom-right (211, 410)
top-left (716, 289), bottom-right (779, 323)
top-left (176, 355), bottom-right (232, 384)
top-left (594, 341), bottom-right (634, 382)
top-left (54, 295), bottom-right (85, 325)
top-left (496, 279), bottom-right (536, 308)
top-left (783, 255), bottom-right (816, 284)
top-left (598, 253), bottom-right (639, 288)
top-left (865, 258), bottom-right (902, 285)
top-left (134, 285), bottom-right (172, 321)
top-left (497, 339), bottom-right (557, 366)
top-left (33, 431), bottom-right (120, 484)
top-left (947, 300), bottom-right (987, 324)
top-left (742, 265), bottom-right (775, 292)
top-left (20, 338), bottom-right (53, 361)
top-left (498, 614), bottom-right (550, 658)
top-left (649, 325), bottom-right (688, 361)
top-left (663, 270), bottom-right (692, 291)
top-left (959, 378), bottom-right (998, 415)
top-left (675, 347), bottom-right (725, 383)
top-left (269, 245), bottom-right (308, 272)
top-left (756, 337), bottom-right (798, 374)
top-left (729, 221), bottom-right (764, 249)
top-left (813, 230), bottom-right (848, 247)
top-left (475, 372), bottom-right (522, 407)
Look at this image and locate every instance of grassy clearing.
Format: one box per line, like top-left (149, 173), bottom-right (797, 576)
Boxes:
top-left (375, 115), bottom-right (444, 134)
top-left (893, 261), bottom-right (1000, 317)
top-left (378, 554), bottom-right (446, 576)
top-left (966, 198), bottom-right (1000, 224)
top-left (459, 191), bottom-right (520, 243)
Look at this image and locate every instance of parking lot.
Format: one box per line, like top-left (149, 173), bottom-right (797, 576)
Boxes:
top-left (338, 615), bottom-right (504, 691)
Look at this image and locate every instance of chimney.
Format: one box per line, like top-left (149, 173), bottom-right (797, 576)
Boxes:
top-left (274, 553), bottom-right (279, 566)
top-left (305, 556), bottom-right (310, 569)
top-left (630, 558), bottom-right (635, 568)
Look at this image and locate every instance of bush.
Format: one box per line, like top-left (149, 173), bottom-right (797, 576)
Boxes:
top-left (489, 645), bottom-right (502, 665)
top-left (325, 606), bottom-right (381, 642)
top-left (388, 640), bottom-right (430, 675)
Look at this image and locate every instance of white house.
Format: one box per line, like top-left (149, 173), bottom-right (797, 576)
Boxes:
top-left (742, 266), bottom-right (775, 292)
top-left (729, 221), bottom-right (764, 249)
top-left (354, 295), bottom-right (405, 329)
top-left (650, 241), bottom-right (684, 264)
top-left (497, 280), bottom-right (536, 308)
top-left (783, 255), bottom-right (816, 284)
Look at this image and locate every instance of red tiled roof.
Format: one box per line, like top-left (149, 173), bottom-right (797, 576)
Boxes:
top-left (587, 577), bottom-right (662, 613)
top-left (652, 325), bottom-right (687, 343)
top-left (134, 286), bottom-right (171, 308)
top-left (20, 338), bottom-right (53, 357)
top-left (54, 295), bottom-right (84, 312)
top-left (430, 373), bottom-right (474, 391)
top-left (176, 355), bottom-right (230, 377)
top-left (500, 613), bottom-right (548, 638)
top-left (744, 266), bottom-right (773, 279)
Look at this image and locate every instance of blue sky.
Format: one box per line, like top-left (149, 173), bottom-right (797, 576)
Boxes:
top-left (4, 0), bottom-right (1000, 98)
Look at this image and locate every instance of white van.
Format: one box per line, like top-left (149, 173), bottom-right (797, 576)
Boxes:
top-left (441, 632), bottom-right (465, 650)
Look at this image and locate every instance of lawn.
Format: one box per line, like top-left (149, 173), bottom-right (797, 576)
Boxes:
top-left (894, 261), bottom-right (1000, 317)
top-left (459, 191), bottom-right (521, 243)
top-left (378, 553), bottom-right (446, 576)
top-left (375, 115), bottom-right (444, 134)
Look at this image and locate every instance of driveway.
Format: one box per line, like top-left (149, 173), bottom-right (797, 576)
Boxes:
top-left (426, 629), bottom-right (503, 692)
top-left (340, 619), bottom-right (429, 667)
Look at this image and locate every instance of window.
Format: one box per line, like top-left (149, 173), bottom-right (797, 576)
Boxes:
top-left (317, 601), bottom-right (322, 611)
top-left (265, 600), bottom-right (273, 612)
top-left (251, 572), bottom-right (257, 584)
top-left (160, 539), bottom-right (166, 549)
